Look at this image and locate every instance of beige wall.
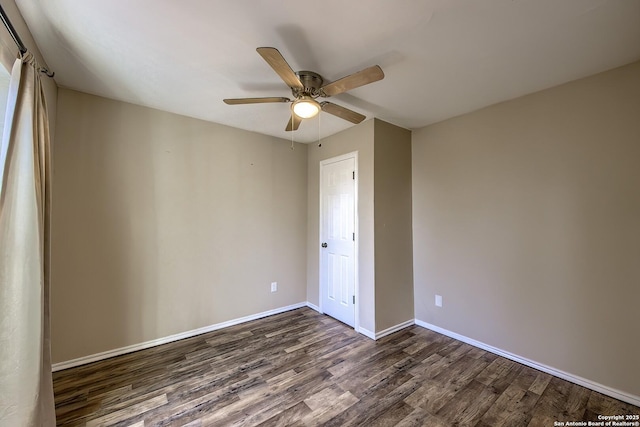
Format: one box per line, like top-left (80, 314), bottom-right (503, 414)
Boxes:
top-left (307, 120), bottom-right (376, 332)
top-left (412, 60), bottom-right (640, 397)
top-left (374, 119), bottom-right (414, 331)
top-left (52, 89), bottom-right (308, 363)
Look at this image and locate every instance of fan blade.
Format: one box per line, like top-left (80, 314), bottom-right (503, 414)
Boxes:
top-left (320, 65), bottom-right (384, 97)
top-left (223, 97), bottom-right (290, 105)
top-left (286, 114), bottom-right (302, 131)
top-left (320, 102), bottom-right (366, 124)
top-left (257, 47), bottom-right (303, 90)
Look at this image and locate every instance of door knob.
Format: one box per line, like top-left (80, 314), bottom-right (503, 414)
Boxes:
top-left (321, 242), bottom-right (328, 248)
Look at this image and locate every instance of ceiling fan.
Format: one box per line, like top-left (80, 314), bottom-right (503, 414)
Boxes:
top-left (224, 47), bottom-right (384, 131)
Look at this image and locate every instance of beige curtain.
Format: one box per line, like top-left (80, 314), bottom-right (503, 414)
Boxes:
top-left (0, 53), bottom-right (55, 426)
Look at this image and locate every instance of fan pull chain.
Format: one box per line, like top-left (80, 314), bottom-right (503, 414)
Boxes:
top-left (318, 110), bottom-right (322, 148)
top-left (290, 110), bottom-right (295, 150)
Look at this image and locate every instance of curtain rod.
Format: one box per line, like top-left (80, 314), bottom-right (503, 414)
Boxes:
top-left (0, 4), bottom-right (54, 77)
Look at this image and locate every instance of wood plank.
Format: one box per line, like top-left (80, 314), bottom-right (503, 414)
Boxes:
top-left (479, 383), bottom-right (540, 427)
top-left (395, 407), bottom-right (450, 427)
top-left (85, 394), bottom-right (168, 426)
top-left (436, 379), bottom-right (500, 426)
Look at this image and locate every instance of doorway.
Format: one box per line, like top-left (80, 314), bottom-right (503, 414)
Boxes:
top-left (319, 152), bottom-right (357, 327)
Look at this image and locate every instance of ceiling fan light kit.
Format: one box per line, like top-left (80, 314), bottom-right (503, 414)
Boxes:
top-left (292, 97), bottom-right (320, 118)
top-left (224, 47), bottom-right (384, 131)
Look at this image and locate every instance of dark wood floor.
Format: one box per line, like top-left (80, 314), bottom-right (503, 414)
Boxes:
top-left (53, 307), bottom-right (639, 426)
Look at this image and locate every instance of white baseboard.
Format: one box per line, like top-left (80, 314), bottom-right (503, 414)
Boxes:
top-left (375, 319), bottom-right (415, 339)
top-left (305, 303), bottom-right (411, 341)
top-left (356, 319), bottom-right (415, 340)
top-left (414, 319), bottom-right (640, 408)
top-left (52, 302), bottom-right (307, 372)
top-left (305, 302), bottom-right (321, 313)
top-left (357, 326), bottom-right (376, 340)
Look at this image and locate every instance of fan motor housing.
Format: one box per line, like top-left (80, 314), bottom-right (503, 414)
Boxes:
top-left (294, 71), bottom-right (323, 97)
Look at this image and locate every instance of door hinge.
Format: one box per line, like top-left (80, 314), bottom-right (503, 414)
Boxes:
top-left (352, 171), bottom-right (355, 180)
top-left (352, 232), bottom-right (355, 241)
top-left (353, 295), bottom-right (355, 304)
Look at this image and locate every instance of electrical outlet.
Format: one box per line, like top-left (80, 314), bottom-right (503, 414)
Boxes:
top-left (271, 282), bottom-right (277, 292)
top-left (435, 294), bottom-right (443, 307)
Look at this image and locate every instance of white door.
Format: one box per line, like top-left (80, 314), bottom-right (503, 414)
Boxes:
top-left (320, 154), bottom-right (356, 327)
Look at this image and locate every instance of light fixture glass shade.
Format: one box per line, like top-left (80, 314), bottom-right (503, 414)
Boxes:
top-left (292, 98), bottom-right (320, 119)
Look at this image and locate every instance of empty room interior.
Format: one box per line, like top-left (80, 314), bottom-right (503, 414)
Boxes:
top-left (0, 0), bottom-right (639, 426)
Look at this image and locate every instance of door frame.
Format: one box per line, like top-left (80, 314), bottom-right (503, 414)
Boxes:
top-left (318, 151), bottom-right (359, 331)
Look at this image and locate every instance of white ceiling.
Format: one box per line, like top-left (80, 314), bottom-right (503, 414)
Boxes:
top-left (15, 0), bottom-right (640, 143)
